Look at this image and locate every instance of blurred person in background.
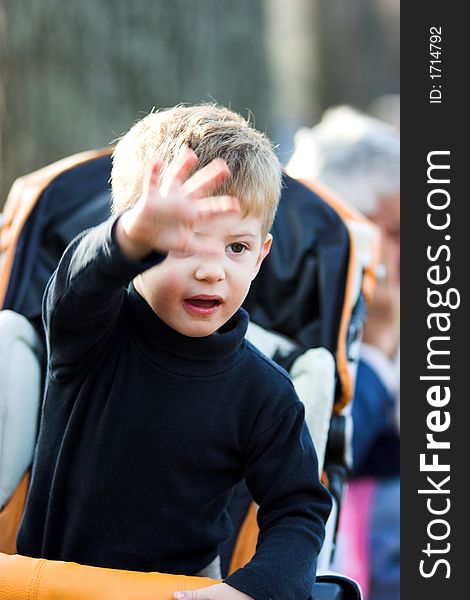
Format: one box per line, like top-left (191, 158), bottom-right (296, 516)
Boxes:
top-left (286, 105), bottom-right (400, 600)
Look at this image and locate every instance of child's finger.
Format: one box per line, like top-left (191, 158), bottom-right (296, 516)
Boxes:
top-left (163, 224), bottom-right (225, 256)
top-left (175, 233), bottom-right (224, 257)
top-left (192, 237), bottom-right (226, 256)
top-left (181, 158), bottom-right (231, 200)
top-left (143, 157), bottom-right (163, 193)
top-left (174, 592), bottom-right (197, 600)
top-left (165, 147), bottom-right (199, 190)
top-left (195, 195), bottom-right (240, 219)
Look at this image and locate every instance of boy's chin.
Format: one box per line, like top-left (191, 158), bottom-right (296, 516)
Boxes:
top-left (176, 322), bottom-right (221, 338)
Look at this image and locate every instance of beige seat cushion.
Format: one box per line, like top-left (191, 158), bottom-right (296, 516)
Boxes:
top-left (0, 310), bottom-right (43, 510)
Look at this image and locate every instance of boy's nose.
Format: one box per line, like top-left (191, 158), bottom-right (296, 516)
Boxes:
top-left (194, 260), bottom-right (225, 282)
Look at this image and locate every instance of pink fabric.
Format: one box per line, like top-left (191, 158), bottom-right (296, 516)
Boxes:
top-left (334, 479), bottom-right (377, 599)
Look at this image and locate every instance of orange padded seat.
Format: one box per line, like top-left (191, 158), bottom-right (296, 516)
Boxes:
top-left (0, 552), bottom-right (220, 600)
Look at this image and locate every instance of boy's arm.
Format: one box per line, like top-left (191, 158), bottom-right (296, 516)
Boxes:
top-left (44, 215), bottom-right (162, 376)
top-left (174, 395), bottom-right (331, 600)
top-left (46, 149), bottom-right (239, 377)
top-left (225, 396), bottom-right (332, 600)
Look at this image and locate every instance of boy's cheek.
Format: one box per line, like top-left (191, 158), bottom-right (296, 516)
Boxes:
top-left (152, 272), bottom-right (181, 296)
top-left (139, 263), bottom-right (181, 295)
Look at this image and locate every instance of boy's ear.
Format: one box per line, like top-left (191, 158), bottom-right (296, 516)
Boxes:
top-left (252, 233), bottom-right (273, 280)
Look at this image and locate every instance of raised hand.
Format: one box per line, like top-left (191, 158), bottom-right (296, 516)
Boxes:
top-left (116, 148), bottom-right (240, 260)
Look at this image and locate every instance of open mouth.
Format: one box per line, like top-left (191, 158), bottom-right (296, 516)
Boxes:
top-left (183, 296), bottom-right (223, 316)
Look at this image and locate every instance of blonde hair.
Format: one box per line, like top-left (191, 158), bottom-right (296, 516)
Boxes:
top-left (111, 104), bottom-right (282, 237)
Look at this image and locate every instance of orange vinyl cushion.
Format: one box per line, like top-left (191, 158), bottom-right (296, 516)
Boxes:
top-left (0, 472), bottom-right (29, 555)
top-left (0, 552), bottom-right (220, 600)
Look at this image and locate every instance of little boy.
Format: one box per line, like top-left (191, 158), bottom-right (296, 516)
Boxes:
top-left (17, 105), bottom-right (332, 600)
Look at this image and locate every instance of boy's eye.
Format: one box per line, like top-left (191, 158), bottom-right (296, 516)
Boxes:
top-left (227, 242), bottom-right (247, 254)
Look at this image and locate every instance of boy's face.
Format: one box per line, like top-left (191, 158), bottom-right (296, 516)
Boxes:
top-left (368, 191), bottom-right (400, 281)
top-left (134, 212), bottom-right (272, 337)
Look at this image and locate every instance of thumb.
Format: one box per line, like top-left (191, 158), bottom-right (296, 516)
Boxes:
top-left (174, 592), bottom-right (198, 600)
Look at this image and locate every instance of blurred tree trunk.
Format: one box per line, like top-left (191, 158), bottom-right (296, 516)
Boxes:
top-left (0, 0), bottom-right (270, 207)
top-left (316, 0), bottom-right (399, 111)
top-left (264, 0), bottom-right (321, 159)
top-left (264, 0), bottom-right (399, 159)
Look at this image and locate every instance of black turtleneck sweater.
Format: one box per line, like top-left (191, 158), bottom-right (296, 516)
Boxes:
top-left (17, 216), bottom-right (332, 600)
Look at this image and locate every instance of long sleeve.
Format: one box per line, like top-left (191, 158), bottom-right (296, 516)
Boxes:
top-left (44, 214), bottom-right (163, 378)
top-left (351, 350), bottom-right (400, 477)
top-left (224, 390), bottom-right (332, 600)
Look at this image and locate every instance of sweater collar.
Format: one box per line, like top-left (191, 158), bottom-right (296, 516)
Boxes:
top-left (127, 283), bottom-right (249, 376)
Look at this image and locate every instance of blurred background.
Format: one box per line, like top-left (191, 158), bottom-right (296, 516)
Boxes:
top-left (0, 0), bottom-right (399, 207)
